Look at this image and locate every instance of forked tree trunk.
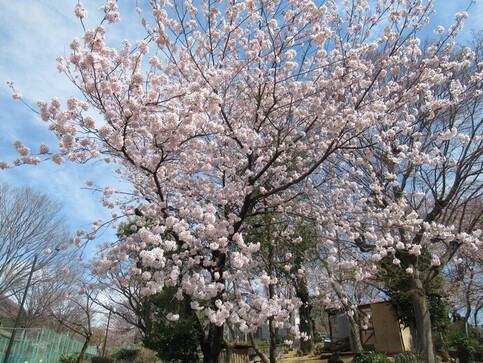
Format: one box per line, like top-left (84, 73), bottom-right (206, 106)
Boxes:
top-left (77, 333), bottom-right (92, 363)
top-left (410, 276), bottom-right (436, 363)
top-left (330, 283), bottom-right (363, 352)
top-left (346, 312), bottom-right (363, 353)
top-left (188, 300), bottom-right (224, 363)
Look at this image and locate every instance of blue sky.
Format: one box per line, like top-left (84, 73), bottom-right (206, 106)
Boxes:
top-left (0, 0), bottom-right (481, 259)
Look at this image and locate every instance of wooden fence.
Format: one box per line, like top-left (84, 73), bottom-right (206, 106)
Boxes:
top-left (218, 350), bottom-right (250, 363)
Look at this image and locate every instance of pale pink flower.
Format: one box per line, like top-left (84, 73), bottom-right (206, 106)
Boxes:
top-left (51, 154), bottom-right (65, 164)
top-left (39, 144), bottom-right (49, 154)
top-left (70, 37), bottom-right (81, 50)
top-left (75, 3), bottom-right (88, 18)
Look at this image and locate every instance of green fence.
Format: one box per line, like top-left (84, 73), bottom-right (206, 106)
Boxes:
top-left (0, 327), bottom-right (97, 363)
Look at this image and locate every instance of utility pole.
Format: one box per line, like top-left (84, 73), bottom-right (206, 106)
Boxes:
top-left (102, 308), bottom-right (112, 357)
top-left (3, 254), bottom-right (38, 363)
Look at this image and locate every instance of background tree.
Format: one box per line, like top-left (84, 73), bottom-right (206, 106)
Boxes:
top-left (378, 256), bottom-right (452, 357)
top-left (49, 284), bottom-right (100, 363)
top-left (0, 182), bottom-right (71, 298)
top-left (243, 214), bottom-right (302, 362)
top-left (13, 262), bottom-right (83, 331)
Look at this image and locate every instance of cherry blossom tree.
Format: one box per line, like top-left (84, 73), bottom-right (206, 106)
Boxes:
top-left (3, 1), bottom-right (481, 362)
top-left (331, 36), bottom-right (482, 361)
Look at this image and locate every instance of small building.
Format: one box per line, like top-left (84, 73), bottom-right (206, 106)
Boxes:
top-left (328, 301), bottom-right (412, 353)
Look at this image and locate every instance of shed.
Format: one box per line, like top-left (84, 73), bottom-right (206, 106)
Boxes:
top-left (328, 301), bottom-right (412, 353)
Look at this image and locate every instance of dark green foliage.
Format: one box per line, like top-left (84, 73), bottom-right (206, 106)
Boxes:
top-left (450, 332), bottom-right (477, 363)
top-left (352, 353), bottom-right (390, 363)
top-left (141, 288), bottom-right (202, 363)
top-left (115, 223), bottom-right (202, 362)
top-left (378, 253), bottom-right (451, 332)
top-left (92, 357), bottom-right (116, 363)
top-left (378, 251), bottom-right (451, 358)
top-left (393, 351), bottom-right (423, 363)
top-left (110, 347), bottom-right (159, 363)
top-left (143, 314), bottom-right (201, 362)
top-left (110, 348), bottom-right (133, 360)
top-left (58, 354), bottom-right (80, 363)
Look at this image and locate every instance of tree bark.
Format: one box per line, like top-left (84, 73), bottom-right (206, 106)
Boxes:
top-left (410, 275), bottom-right (436, 363)
top-left (77, 333), bottom-right (92, 363)
top-left (223, 336), bottom-right (235, 363)
top-left (268, 317), bottom-right (277, 363)
top-left (201, 323), bottom-right (224, 363)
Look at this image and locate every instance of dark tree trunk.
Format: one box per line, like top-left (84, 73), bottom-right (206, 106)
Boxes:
top-left (77, 333), bottom-right (92, 363)
top-left (410, 275), bottom-right (436, 363)
top-left (202, 323), bottom-right (224, 363)
top-left (268, 316), bottom-right (277, 363)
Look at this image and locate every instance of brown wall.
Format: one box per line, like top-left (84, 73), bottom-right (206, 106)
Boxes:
top-left (370, 302), bottom-right (409, 353)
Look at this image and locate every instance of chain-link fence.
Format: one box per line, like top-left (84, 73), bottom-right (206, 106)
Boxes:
top-left (0, 327), bottom-right (97, 363)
